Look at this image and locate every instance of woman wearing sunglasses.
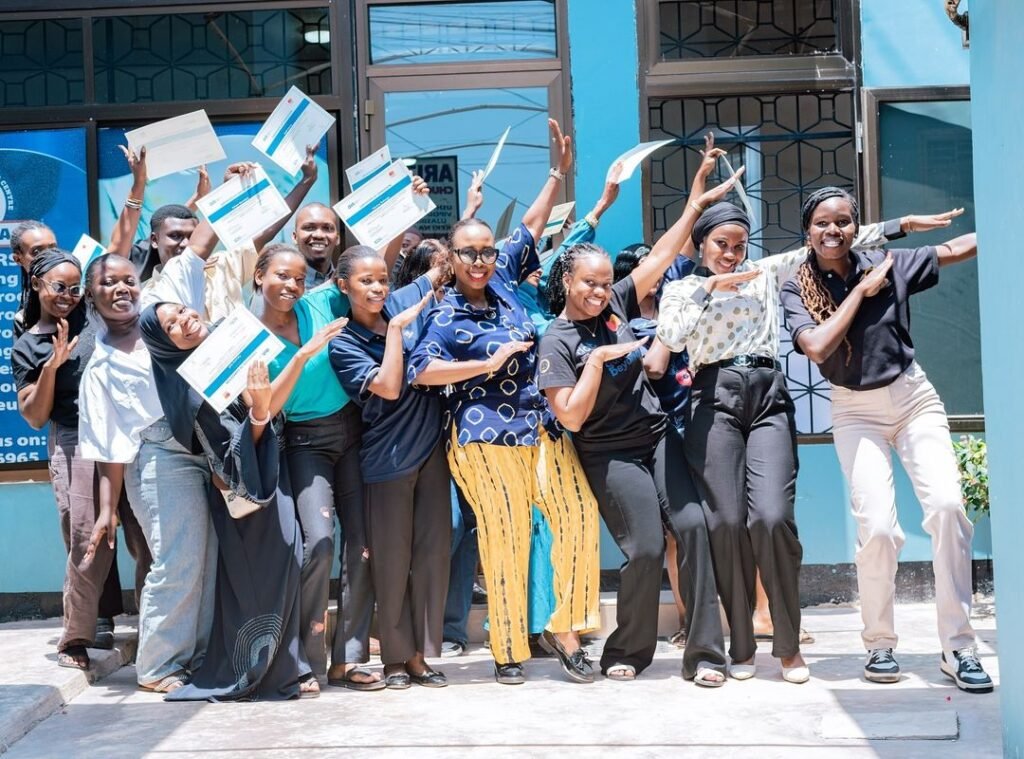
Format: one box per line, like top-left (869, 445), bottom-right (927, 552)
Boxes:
top-left (408, 120), bottom-right (601, 686)
top-left (12, 249), bottom-right (150, 671)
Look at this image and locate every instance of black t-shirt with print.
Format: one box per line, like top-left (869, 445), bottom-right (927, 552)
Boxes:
top-left (537, 276), bottom-right (666, 453)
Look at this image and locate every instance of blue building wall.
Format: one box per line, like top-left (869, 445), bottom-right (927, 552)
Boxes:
top-left (969, 2), bottom-right (1024, 746)
top-left (0, 0), bottom-right (993, 596)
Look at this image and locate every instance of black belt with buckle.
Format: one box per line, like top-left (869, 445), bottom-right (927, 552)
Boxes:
top-left (703, 354), bottom-right (780, 371)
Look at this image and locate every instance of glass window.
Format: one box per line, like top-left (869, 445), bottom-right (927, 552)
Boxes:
top-left (384, 86), bottom-right (549, 236)
top-left (649, 91), bottom-right (856, 434)
top-left (879, 100), bottom-right (980, 416)
top-left (0, 19), bottom-right (84, 107)
top-left (658, 0), bottom-right (838, 60)
top-left (369, 1), bottom-right (556, 65)
top-left (92, 8), bottom-right (332, 104)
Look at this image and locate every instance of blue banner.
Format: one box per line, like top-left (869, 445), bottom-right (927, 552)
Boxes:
top-left (0, 127), bottom-right (89, 464)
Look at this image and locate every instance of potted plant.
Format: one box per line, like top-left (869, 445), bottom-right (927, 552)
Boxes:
top-left (954, 435), bottom-right (989, 522)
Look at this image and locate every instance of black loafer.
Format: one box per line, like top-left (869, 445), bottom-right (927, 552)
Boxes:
top-left (494, 662), bottom-right (525, 685)
top-left (384, 672), bottom-right (411, 690)
top-left (538, 631), bottom-right (594, 683)
top-left (409, 668), bottom-right (448, 688)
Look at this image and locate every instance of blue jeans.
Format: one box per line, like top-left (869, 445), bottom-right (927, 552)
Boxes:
top-left (442, 484), bottom-right (477, 645)
top-left (125, 419), bottom-right (217, 685)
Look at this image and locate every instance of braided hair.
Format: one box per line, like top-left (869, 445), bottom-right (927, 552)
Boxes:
top-left (795, 187), bottom-right (860, 365)
top-left (253, 243), bottom-right (305, 292)
top-left (542, 242), bottom-right (609, 316)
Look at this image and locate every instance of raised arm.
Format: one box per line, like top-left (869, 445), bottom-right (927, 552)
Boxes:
top-left (630, 161), bottom-right (742, 298)
top-left (462, 170), bottom-right (484, 220)
top-left (106, 146), bottom-right (148, 257)
top-left (521, 119), bottom-right (573, 242)
top-left (936, 232), bottom-right (976, 267)
top-left (679, 133), bottom-right (723, 261)
top-left (253, 144), bottom-right (319, 252)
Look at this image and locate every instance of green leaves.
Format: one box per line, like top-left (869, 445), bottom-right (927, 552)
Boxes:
top-left (954, 435), bottom-right (989, 523)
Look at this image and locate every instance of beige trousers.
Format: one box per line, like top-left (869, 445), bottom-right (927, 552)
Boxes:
top-left (830, 362), bottom-right (977, 657)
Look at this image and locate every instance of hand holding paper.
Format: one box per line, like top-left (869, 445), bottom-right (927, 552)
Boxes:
top-left (252, 86), bottom-right (335, 176)
top-left (334, 161), bottom-right (436, 250)
top-left (196, 165), bottom-right (290, 251)
top-left (607, 139), bottom-right (675, 184)
top-left (482, 126), bottom-right (511, 181)
top-left (346, 146), bottom-right (392, 191)
top-left (125, 110), bottom-right (226, 180)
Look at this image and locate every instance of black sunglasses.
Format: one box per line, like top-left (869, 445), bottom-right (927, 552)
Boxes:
top-left (39, 279), bottom-right (84, 298)
top-left (455, 247), bottom-right (499, 265)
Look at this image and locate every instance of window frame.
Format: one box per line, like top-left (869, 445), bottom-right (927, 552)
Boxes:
top-left (861, 84), bottom-right (982, 432)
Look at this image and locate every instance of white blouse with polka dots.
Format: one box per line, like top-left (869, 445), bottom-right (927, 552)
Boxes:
top-left (656, 223), bottom-right (888, 369)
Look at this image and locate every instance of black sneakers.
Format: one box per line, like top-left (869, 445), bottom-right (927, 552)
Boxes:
top-left (538, 631), bottom-right (594, 683)
top-left (941, 647), bottom-right (994, 693)
top-left (864, 648), bottom-right (901, 683)
top-left (494, 661), bottom-right (525, 685)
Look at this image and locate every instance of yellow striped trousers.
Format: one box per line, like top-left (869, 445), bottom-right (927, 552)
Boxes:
top-left (448, 429), bottom-right (602, 665)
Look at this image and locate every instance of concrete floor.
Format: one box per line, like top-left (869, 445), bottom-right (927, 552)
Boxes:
top-left (1, 600), bottom-right (1001, 758)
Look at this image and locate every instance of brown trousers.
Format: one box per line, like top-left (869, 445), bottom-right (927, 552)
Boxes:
top-left (49, 422), bottom-right (151, 650)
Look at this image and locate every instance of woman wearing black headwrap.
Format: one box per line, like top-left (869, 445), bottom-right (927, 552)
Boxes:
top-left (12, 249), bottom-right (149, 671)
top-left (136, 301), bottom-right (319, 701)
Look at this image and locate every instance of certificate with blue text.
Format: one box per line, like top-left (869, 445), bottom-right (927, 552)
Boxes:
top-left (177, 307), bottom-right (285, 413)
top-left (196, 166), bottom-right (291, 250)
top-left (125, 110), bottom-right (226, 180)
top-left (334, 161), bottom-right (436, 250)
top-left (252, 87), bottom-right (335, 175)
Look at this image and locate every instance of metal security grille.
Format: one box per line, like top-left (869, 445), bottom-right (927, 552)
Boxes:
top-left (92, 8), bottom-right (332, 103)
top-left (0, 19), bottom-right (85, 106)
top-left (648, 91), bottom-right (857, 434)
top-left (657, 0), bottom-right (839, 59)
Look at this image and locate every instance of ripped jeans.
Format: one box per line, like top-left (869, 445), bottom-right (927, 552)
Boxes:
top-left (285, 404), bottom-right (373, 679)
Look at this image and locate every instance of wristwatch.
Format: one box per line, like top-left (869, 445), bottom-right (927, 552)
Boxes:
top-left (549, 167), bottom-right (565, 181)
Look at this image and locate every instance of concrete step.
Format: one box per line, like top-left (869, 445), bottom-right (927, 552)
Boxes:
top-left (0, 621), bottom-right (136, 754)
top-left (328, 591), bottom-right (723, 645)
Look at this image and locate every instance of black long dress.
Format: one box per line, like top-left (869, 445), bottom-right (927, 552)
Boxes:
top-left (140, 304), bottom-right (311, 702)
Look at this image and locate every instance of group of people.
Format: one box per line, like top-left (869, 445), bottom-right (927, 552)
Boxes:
top-left (10, 119), bottom-right (993, 700)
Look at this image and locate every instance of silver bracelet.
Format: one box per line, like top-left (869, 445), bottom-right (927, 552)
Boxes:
top-left (549, 167), bottom-right (565, 181)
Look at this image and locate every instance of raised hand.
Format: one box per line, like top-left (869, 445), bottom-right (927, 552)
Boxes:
top-left (298, 317), bottom-right (348, 360)
top-left (597, 161), bottom-right (623, 212)
top-left (697, 132), bottom-right (726, 181)
top-left (119, 144), bottom-right (147, 187)
top-left (224, 161), bottom-right (260, 183)
top-left (904, 208), bottom-right (964, 233)
top-left (411, 175), bottom-right (430, 196)
top-left (590, 337), bottom-right (649, 365)
top-left (707, 268), bottom-right (761, 293)
top-left (697, 165), bottom-right (746, 208)
top-left (195, 164), bottom-right (211, 199)
top-left (487, 340), bottom-right (534, 375)
top-left (301, 143), bottom-right (320, 182)
top-left (549, 119), bottom-right (573, 174)
top-left (44, 319), bottom-right (79, 371)
top-left (856, 253), bottom-right (893, 297)
top-left (390, 293), bottom-right (433, 331)
top-left (466, 169), bottom-right (485, 214)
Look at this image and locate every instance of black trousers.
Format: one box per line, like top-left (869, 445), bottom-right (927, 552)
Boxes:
top-left (664, 425), bottom-right (727, 678)
top-left (285, 404), bottom-right (374, 677)
top-left (580, 434), bottom-right (724, 677)
top-left (366, 443), bottom-right (452, 666)
top-left (684, 365), bottom-right (802, 662)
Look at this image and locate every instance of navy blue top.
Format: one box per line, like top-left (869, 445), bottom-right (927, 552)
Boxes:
top-left (781, 246), bottom-right (940, 390)
top-left (328, 274), bottom-right (442, 483)
top-left (408, 223), bottom-right (557, 447)
top-left (629, 317), bottom-right (690, 434)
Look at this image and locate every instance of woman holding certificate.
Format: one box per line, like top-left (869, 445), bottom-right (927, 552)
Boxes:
top-left (408, 120), bottom-right (602, 686)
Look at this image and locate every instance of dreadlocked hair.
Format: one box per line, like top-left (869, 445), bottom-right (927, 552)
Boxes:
top-left (797, 186), bottom-right (861, 366)
top-left (542, 242), bottom-right (610, 316)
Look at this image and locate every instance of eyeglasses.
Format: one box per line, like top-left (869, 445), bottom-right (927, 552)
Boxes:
top-left (455, 247), bottom-right (499, 265)
top-left (39, 279), bottom-right (84, 298)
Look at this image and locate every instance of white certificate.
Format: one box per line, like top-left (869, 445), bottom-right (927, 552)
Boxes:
top-left (125, 110), bottom-right (226, 180)
top-left (346, 146), bottom-right (392, 191)
top-left (252, 87), bottom-right (335, 176)
top-left (176, 307), bottom-right (285, 414)
top-left (196, 166), bottom-right (291, 251)
top-left (607, 139), bottom-right (676, 184)
top-left (720, 153), bottom-right (756, 222)
top-left (71, 233), bottom-right (105, 274)
top-left (542, 201), bottom-right (575, 237)
top-left (482, 126), bottom-right (511, 180)
top-left (334, 161), bottom-right (436, 250)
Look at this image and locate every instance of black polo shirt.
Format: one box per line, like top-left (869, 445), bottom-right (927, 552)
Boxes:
top-left (780, 246), bottom-right (939, 390)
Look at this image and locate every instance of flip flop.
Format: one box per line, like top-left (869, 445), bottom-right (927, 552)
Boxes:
top-left (299, 674), bottom-right (320, 699)
top-left (327, 667), bottom-right (386, 691)
top-left (57, 645), bottom-right (90, 671)
top-left (605, 663), bottom-right (636, 681)
top-left (693, 663), bottom-right (726, 688)
top-left (138, 671), bottom-right (188, 693)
